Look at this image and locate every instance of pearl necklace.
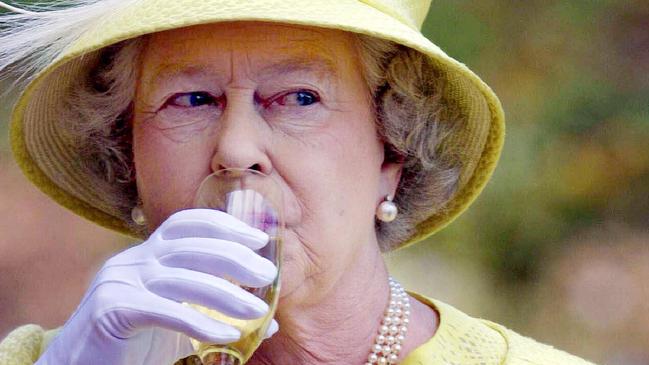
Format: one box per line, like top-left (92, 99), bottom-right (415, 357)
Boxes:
top-left (365, 277), bottom-right (410, 365)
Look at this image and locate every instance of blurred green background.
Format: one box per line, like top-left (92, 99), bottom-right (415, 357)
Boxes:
top-left (1, 1), bottom-right (648, 364)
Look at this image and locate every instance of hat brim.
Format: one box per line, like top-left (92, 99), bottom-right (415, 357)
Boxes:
top-left (11, 0), bottom-right (505, 249)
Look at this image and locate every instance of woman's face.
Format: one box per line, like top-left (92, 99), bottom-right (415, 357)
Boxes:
top-left (133, 22), bottom-right (401, 306)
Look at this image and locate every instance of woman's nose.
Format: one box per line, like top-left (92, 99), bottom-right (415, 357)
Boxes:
top-left (209, 95), bottom-right (273, 174)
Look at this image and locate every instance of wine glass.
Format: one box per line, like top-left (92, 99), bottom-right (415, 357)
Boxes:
top-left (189, 168), bottom-right (283, 365)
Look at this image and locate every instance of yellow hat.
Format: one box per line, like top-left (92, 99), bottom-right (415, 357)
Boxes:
top-left (6, 0), bottom-right (504, 248)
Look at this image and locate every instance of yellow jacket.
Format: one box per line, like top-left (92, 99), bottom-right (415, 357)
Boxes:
top-left (0, 294), bottom-right (596, 365)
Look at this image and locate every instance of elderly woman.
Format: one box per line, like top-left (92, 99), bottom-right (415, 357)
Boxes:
top-left (0, 1), bottom-right (595, 364)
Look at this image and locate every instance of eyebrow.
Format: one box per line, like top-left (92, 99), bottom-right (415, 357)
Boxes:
top-left (147, 54), bottom-right (339, 90)
top-left (147, 65), bottom-right (223, 89)
top-left (257, 56), bottom-right (339, 80)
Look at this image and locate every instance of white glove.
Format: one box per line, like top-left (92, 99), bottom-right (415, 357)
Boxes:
top-left (36, 209), bottom-right (278, 365)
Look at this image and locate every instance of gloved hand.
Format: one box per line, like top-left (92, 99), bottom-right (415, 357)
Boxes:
top-left (36, 209), bottom-right (278, 365)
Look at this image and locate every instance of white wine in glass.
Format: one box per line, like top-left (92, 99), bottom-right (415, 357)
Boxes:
top-left (190, 168), bottom-right (283, 365)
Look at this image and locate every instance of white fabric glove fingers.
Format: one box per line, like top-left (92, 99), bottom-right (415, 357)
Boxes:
top-left (159, 209), bottom-right (269, 250)
top-left (128, 329), bottom-right (196, 364)
top-left (105, 292), bottom-right (241, 344)
top-left (263, 319), bottom-right (279, 339)
top-left (158, 237), bottom-right (277, 288)
top-left (145, 267), bottom-right (269, 320)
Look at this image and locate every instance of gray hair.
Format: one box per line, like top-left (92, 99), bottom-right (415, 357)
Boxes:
top-left (356, 36), bottom-right (461, 250)
top-left (1, 3), bottom-right (461, 250)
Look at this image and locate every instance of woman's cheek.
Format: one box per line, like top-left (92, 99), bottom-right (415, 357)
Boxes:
top-left (133, 123), bottom-right (212, 227)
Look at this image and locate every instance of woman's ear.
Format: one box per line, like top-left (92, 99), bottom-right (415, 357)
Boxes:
top-left (379, 159), bottom-right (403, 200)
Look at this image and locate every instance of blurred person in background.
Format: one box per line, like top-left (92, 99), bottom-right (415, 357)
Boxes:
top-left (0, 0), bottom-right (599, 364)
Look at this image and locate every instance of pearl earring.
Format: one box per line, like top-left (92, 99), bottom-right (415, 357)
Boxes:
top-left (376, 195), bottom-right (398, 222)
top-left (131, 205), bottom-right (147, 226)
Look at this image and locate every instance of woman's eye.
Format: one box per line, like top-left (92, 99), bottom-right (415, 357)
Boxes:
top-left (275, 90), bottom-right (320, 107)
top-left (167, 92), bottom-right (217, 108)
